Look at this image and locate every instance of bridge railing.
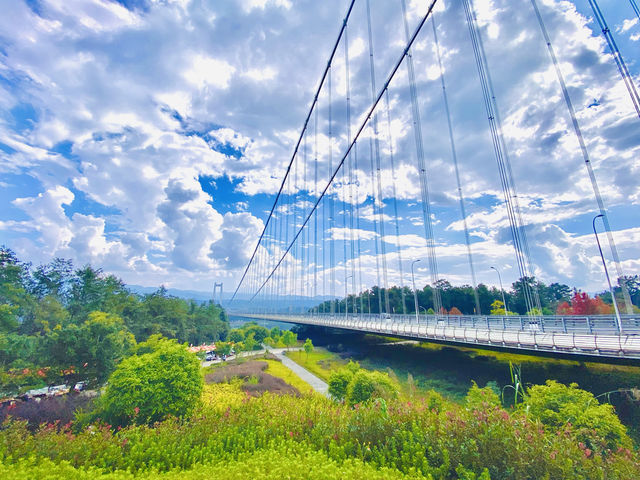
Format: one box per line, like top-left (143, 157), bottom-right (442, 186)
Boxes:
top-left (258, 312), bottom-right (640, 335)
top-left (241, 312), bottom-right (640, 358)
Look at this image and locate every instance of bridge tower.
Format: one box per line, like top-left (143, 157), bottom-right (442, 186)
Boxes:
top-left (213, 282), bottom-right (223, 306)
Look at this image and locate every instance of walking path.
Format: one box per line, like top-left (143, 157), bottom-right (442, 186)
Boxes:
top-left (271, 349), bottom-right (329, 397)
top-left (201, 346), bottom-right (329, 397)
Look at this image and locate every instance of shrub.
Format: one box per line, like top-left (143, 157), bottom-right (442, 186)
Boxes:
top-left (521, 380), bottom-right (632, 453)
top-left (0, 394), bottom-right (93, 431)
top-left (1, 390), bottom-right (639, 479)
top-left (465, 381), bottom-right (501, 410)
top-left (89, 336), bottom-right (202, 428)
top-left (328, 370), bottom-right (353, 401)
top-left (346, 370), bottom-right (397, 406)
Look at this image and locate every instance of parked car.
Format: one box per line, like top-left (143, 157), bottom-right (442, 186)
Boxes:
top-left (73, 381), bottom-right (86, 392)
top-left (205, 353), bottom-right (217, 361)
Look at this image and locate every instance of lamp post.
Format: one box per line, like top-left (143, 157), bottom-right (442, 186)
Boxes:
top-left (593, 214), bottom-right (623, 333)
top-left (490, 266), bottom-right (508, 315)
top-left (411, 259), bottom-right (421, 323)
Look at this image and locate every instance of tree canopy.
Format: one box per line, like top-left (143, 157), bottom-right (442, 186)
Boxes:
top-left (313, 274), bottom-right (640, 315)
top-left (0, 247), bottom-right (228, 397)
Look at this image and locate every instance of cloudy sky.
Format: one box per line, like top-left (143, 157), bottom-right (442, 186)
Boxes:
top-left (0, 0), bottom-right (638, 298)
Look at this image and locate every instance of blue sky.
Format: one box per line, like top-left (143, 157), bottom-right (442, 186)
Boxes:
top-left (0, 0), bottom-right (638, 296)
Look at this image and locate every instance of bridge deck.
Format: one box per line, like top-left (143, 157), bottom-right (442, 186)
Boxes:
top-left (240, 313), bottom-right (640, 360)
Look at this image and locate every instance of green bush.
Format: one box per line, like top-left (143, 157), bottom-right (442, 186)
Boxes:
top-left (328, 370), bottom-right (353, 401)
top-left (521, 380), bottom-right (632, 454)
top-left (0, 441), bottom-right (422, 479)
top-left (465, 382), bottom-right (501, 410)
top-left (346, 370), bottom-right (398, 406)
top-left (89, 335), bottom-right (203, 428)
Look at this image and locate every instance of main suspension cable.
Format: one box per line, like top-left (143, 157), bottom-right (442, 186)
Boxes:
top-left (231, 0), bottom-right (358, 302)
top-left (530, 0), bottom-right (633, 314)
top-left (587, 0), bottom-right (640, 118)
top-left (250, 0), bottom-right (441, 301)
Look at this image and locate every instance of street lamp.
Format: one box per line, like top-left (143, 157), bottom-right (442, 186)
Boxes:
top-left (490, 266), bottom-right (508, 315)
top-left (593, 214), bottom-right (623, 333)
top-left (411, 259), bottom-right (421, 323)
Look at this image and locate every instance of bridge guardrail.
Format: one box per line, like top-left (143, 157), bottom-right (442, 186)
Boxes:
top-left (239, 312), bottom-right (640, 359)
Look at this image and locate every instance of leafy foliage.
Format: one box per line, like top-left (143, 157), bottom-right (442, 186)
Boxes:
top-left (0, 248), bottom-right (228, 396)
top-left (303, 338), bottom-right (314, 359)
top-left (521, 380), bottom-right (632, 454)
top-left (87, 336), bottom-right (203, 428)
top-left (465, 382), bottom-right (501, 410)
top-left (328, 362), bottom-right (398, 406)
top-left (312, 273), bottom-right (640, 315)
top-left (328, 369), bottom-right (353, 401)
top-left (2, 381), bottom-right (639, 479)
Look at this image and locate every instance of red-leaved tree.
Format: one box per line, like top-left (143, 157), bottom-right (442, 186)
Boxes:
top-left (556, 292), bottom-right (613, 315)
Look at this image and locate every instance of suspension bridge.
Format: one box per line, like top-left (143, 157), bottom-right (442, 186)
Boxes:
top-left (229, 0), bottom-right (640, 361)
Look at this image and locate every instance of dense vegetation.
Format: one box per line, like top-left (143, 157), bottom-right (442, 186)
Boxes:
top-left (218, 324), bottom-right (297, 354)
top-left (0, 247), bottom-right (228, 396)
top-left (2, 250), bottom-right (639, 478)
top-left (314, 275), bottom-right (640, 315)
top-left (1, 378), bottom-right (639, 479)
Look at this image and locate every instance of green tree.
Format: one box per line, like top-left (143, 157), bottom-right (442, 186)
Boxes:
top-left (489, 300), bottom-right (509, 315)
top-left (31, 258), bottom-right (74, 303)
top-left (42, 311), bottom-right (134, 386)
top-left (269, 327), bottom-right (282, 339)
top-left (229, 329), bottom-right (244, 343)
top-left (243, 324), bottom-right (269, 343)
top-left (282, 330), bottom-right (297, 350)
top-left (76, 311), bottom-right (136, 385)
top-left (0, 304), bottom-right (18, 333)
top-left (303, 338), bottom-right (314, 361)
top-left (68, 266), bottom-right (130, 321)
top-left (243, 332), bottom-right (258, 351)
top-left (93, 336), bottom-right (203, 428)
top-left (216, 341), bottom-right (232, 356)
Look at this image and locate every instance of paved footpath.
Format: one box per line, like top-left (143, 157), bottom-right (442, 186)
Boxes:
top-left (271, 349), bottom-right (329, 397)
top-left (202, 346), bottom-right (329, 397)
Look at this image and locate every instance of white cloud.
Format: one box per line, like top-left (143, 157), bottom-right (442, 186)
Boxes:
top-left (183, 54), bottom-right (236, 89)
top-left (0, 0), bottom-right (638, 294)
top-left (243, 67), bottom-right (278, 82)
top-left (241, 0), bottom-right (292, 13)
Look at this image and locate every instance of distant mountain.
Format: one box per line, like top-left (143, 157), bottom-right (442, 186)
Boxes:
top-left (126, 285), bottom-right (214, 302)
top-left (126, 284), bottom-right (331, 313)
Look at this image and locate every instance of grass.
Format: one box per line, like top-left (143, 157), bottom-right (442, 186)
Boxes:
top-left (263, 359), bottom-right (317, 396)
top-left (284, 348), bottom-right (347, 382)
